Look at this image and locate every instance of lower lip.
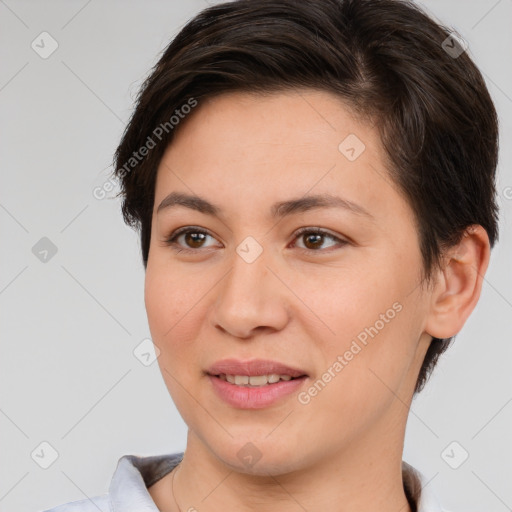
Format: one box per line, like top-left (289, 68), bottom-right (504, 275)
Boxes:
top-left (208, 375), bottom-right (308, 409)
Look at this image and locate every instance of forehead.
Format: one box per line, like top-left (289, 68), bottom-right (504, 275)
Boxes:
top-left (166, 89), bottom-right (377, 156)
top-left (153, 89), bottom-right (406, 224)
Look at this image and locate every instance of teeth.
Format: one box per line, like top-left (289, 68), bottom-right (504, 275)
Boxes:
top-left (220, 374), bottom-right (298, 386)
top-left (234, 375), bottom-right (249, 385)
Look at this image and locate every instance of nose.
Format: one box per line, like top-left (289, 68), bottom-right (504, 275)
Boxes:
top-left (210, 245), bottom-right (290, 339)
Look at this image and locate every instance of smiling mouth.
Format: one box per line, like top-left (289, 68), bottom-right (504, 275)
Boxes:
top-left (211, 373), bottom-right (307, 387)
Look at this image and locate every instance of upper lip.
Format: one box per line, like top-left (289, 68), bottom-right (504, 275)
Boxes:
top-left (207, 359), bottom-right (308, 378)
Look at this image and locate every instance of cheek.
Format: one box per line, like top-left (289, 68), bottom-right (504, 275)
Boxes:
top-left (145, 260), bottom-right (193, 334)
top-left (144, 268), bottom-right (201, 407)
top-left (307, 266), bottom-right (406, 349)
top-left (145, 267), bottom-right (187, 369)
top-left (144, 270), bottom-right (171, 335)
top-left (144, 262), bottom-right (210, 371)
top-left (307, 256), bottom-right (421, 388)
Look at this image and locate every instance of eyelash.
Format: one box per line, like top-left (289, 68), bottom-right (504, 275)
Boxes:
top-left (163, 226), bottom-right (349, 255)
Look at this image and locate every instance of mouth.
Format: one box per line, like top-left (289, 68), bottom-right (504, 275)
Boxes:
top-left (206, 359), bottom-right (308, 408)
top-left (210, 373), bottom-right (307, 387)
top-left (207, 358), bottom-right (308, 382)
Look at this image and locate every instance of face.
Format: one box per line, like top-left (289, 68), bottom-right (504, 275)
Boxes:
top-left (145, 89), bottom-right (433, 475)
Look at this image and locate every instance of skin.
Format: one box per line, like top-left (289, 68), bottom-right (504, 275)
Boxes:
top-left (144, 89), bottom-right (490, 512)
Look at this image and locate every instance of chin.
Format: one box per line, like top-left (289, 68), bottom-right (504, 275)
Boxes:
top-left (206, 435), bottom-right (310, 477)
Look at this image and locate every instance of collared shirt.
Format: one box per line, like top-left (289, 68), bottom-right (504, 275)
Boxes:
top-left (42, 452), bottom-right (449, 512)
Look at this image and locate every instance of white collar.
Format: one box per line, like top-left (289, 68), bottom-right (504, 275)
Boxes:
top-left (108, 453), bottom-right (445, 512)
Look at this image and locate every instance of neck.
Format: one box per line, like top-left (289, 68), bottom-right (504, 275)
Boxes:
top-left (171, 414), bottom-right (412, 512)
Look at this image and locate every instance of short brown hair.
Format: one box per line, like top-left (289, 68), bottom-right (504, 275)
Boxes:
top-left (113, 0), bottom-right (499, 394)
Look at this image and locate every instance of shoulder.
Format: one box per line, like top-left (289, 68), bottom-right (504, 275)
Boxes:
top-left (40, 451), bottom-right (183, 512)
top-left (41, 493), bottom-right (110, 512)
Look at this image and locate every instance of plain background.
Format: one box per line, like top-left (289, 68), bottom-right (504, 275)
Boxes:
top-left (0, 1), bottom-right (511, 511)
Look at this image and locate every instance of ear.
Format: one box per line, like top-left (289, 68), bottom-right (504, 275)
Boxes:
top-left (424, 225), bottom-right (491, 339)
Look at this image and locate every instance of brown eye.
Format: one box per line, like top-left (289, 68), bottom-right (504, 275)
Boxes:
top-left (302, 232), bottom-right (324, 250)
top-left (183, 231), bottom-right (207, 248)
top-left (164, 227), bottom-right (218, 253)
top-left (293, 228), bottom-right (348, 252)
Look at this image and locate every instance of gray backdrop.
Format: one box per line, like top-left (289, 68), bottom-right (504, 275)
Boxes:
top-left (1, 1), bottom-right (511, 511)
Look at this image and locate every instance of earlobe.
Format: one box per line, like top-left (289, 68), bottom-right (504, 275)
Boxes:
top-left (424, 225), bottom-right (490, 339)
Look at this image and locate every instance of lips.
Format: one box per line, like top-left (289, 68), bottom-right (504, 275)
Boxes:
top-left (207, 358), bottom-right (308, 379)
top-left (207, 359), bottom-right (309, 409)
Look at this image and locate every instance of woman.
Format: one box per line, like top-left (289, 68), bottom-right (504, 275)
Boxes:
top-left (44, 0), bottom-right (499, 510)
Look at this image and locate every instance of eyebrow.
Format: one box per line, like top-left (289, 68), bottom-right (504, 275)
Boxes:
top-left (156, 191), bottom-right (374, 220)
